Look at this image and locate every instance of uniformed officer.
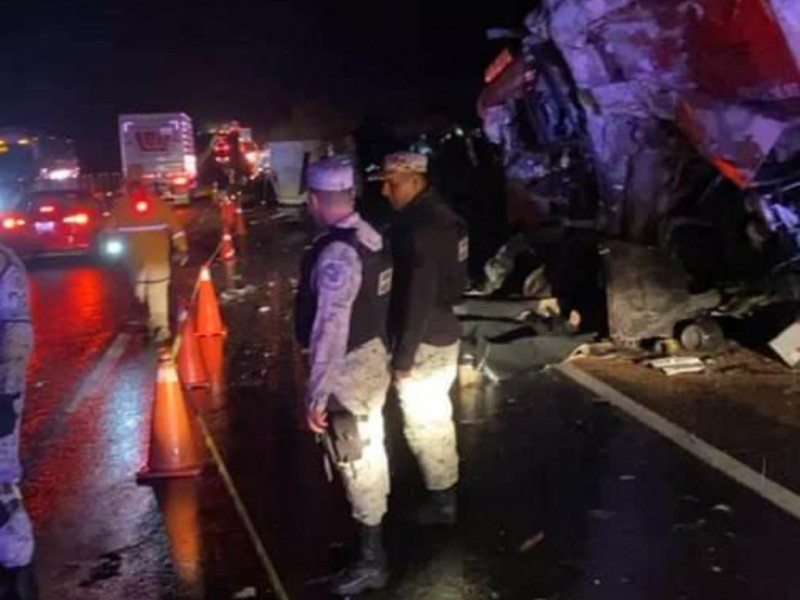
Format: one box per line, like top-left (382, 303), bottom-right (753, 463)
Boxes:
top-left (0, 243), bottom-right (37, 598)
top-left (294, 156), bottom-right (394, 596)
top-left (377, 152), bottom-right (468, 525)
top-left (106, 165), bottom-right (189, 344)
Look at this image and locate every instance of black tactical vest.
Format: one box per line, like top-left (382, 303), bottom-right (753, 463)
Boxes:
top-left (295, 228), bottom-right (393, 353)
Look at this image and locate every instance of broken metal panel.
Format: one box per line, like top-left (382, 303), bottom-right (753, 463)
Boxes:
top-left (477, 56), bottom-right (529, 117)
top-left (771, 0), bottom-right (800, 73)
top-left (541, 0), bottom-right (800, 232)
top-left (676, 93), bottom-right (799, 188)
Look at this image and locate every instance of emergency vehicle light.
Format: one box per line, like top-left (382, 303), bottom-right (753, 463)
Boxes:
top-left (135, 200), bottom-right (150, 214)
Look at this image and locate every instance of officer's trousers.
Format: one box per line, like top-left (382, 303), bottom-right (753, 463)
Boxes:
top-left (0, 322), bottom-right (34, 568)
top-left (331, 340), bottom-right (459, 526)
top-left (330, 339), bottom-right (392, 527)
top-left (131, 265), bottom-right (171, 335)
top-left (395, 342), bottom-right (460, 492)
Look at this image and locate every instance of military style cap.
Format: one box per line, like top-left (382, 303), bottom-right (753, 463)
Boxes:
top-left (307, 156), bottom-right (355, 192)
top-left (370, 152), bottom-right (429, 181)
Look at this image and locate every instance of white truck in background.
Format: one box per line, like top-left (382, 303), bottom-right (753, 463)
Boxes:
top-left (118, 113), bottom-right (197, 204)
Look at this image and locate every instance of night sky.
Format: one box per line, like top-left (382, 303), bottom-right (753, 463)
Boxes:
top-left (1, 0), bottom-right (532, 171)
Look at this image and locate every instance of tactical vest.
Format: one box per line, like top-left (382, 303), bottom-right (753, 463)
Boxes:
top-left (295, 228), bottom-right (393, 353)
top-left (429, 201), bottom-right (470, 308)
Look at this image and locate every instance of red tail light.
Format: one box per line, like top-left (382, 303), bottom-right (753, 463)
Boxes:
top-left (135, 200), bottom-right (150, 214)
top-left (2, 218), bottom-right (26, 230)
top-left (63, 213), bottom-right (89, 225)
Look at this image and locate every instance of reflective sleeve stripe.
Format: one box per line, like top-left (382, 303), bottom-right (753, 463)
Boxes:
top-left (115, 224), bottom-right (170, 232)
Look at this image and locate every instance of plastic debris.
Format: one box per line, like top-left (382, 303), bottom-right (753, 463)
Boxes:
top-left (648, 356), bottom-right (706, 376)
top-left (711, 504), bottom-right (734, 515)
top-left (519, 532), bottom-right (545, 554)
top-left (232, 587), bottom-right (257, 599)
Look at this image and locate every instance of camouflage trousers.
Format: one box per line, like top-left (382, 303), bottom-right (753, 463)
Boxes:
top-left (395, 342), bottom-right (460, 492)
top-left (0, 322), bottom-right (34, 568)
top-left (329, 339), bottom-right (392, 527)
top-left (330, 341), bottom-right (459, 526)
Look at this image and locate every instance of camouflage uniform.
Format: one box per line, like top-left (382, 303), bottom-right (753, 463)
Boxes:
top-left (394, 343), bottom-right (460, 491)
top-left (306, 214), bottom-right (391, 526)
top-left (0, 245), bottom-right (34, 568)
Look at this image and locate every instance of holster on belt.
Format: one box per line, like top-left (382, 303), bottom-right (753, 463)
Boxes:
top-left (321, 394), bottom-right (363, 464)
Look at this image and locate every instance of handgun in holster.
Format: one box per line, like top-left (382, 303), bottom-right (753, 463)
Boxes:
top-left (321, 394), bottom-right (364, 464)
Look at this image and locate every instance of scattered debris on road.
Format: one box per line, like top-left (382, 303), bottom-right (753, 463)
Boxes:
top-left (648, 356), bottom-right (706, 376)
top-left (518, 531), bottom-right (546, 554)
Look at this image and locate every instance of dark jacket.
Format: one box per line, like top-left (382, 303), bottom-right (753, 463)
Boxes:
top-left (389, 187), bottom-right (468, 371)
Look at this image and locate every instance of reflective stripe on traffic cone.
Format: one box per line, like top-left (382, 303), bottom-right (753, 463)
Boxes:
top-left (138, 351), bottom-right (202, 481)
top-left (221, 227), bottom-right (236, 263)
top-left (177, 309), bottom-right (209, 389)
top-left (195, 266), bottom-right (226, 337)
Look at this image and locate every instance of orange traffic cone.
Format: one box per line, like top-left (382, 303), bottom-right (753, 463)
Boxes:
top-left (235, 206), bottom-right (247, 236)
top-left (220, 227), bottom-right (236, 262)
top-left (195, 266), bottom-right (226, 337)
top-left (198, 335), bottom-right (226, 402)
top-left (138, 351), bottom-right (203, 481)
top-left (177, 309), bottom-right (209, 389)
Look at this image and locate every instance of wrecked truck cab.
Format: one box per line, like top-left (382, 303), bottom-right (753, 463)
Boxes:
top-left (476, 0), bottom-right (800, 350)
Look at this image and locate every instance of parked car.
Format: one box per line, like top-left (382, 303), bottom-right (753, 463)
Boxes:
top-left (0, 189), bottom-right (105, 258)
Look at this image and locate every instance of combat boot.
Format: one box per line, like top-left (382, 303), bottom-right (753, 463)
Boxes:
top-left (414, 485), bottom-right (457, 526)
top-left (330, 524), bottom-right (388, 596)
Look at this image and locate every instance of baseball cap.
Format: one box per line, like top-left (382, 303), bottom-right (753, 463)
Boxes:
top-left (369, 152), bottom-right (429, 181)
top-left (306, 156), bottom-right (355, 192)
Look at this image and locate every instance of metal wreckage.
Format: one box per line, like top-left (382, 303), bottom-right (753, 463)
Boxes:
top-left (474, 0), bottom-right (800, 352)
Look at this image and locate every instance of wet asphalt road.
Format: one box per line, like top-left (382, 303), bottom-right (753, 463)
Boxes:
top-left (18, 203), bottom-right (800, 600)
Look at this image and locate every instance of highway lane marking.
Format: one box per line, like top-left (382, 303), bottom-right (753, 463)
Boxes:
top-left (65, 333), bottom-right (131, 414)
top-left (556, 363), bottom-right (800, 521)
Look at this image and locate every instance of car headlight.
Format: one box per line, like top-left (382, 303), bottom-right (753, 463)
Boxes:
top-left (105, 239), bottom-right (124, 256)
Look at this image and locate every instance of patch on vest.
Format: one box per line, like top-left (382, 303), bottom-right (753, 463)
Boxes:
top-left (378, 268), bottom-right (393, 296)
top-left (458, 237), bottom-right (469, 263)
